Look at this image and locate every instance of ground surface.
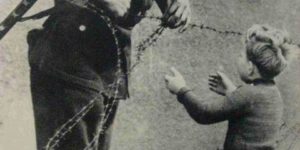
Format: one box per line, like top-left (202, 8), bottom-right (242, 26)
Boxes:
top-left (1, 0), bottom-right (300, 150)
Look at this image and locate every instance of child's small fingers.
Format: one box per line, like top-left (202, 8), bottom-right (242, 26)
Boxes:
top-left (209, 87), bottom-right (217, 93)
top-left (209, 75), bottom-right (220, 81)
top-left (164, 75), bottom-right (172, 81)
top-left (209, 74), bottom-right (220, 78)
top-left (209, 81), bottom-right (219, 87)
top-left (209, 82), bottom-right (217, 87)
top-left (216, 71), bottom-right (227, 78)
top-left (209, 76), bottom-right (217, 81)
top-left (171, 67), bottom-right (181, 76)
top-left (209, 75), bottom-right (219, 78)
top-left (208, 78), bottom-right (218, 83)
top-left (209, 78), bottom-right (220, 85)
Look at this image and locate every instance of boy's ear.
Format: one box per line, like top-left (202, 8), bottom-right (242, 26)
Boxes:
top-left (247, 61), bottom-right (260, 78)
top-left (247, 61), bottom-right (256, 76)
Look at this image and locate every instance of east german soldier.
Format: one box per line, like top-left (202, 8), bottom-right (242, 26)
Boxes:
top-left (27, 0), bottom-right (191, 149)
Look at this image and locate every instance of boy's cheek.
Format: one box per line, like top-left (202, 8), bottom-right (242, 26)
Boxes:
top-left (236, 57), bottom-right (243, 69)
top-left (237, 59), bottom-right (246, 78)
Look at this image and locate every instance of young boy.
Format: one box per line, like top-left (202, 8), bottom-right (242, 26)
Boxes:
top-left (165, 24), bottom-right (297, 150)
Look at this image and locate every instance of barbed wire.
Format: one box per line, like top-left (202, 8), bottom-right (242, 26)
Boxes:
top-left (83, 3), bottom-right (126, 150)
top-left (143, 15), bottom-right (243, 36)
top-left (130, 26), bottom-right (166, 72)
top-left (45, 97), bottom-right (98, 149)
top-left (129, 15), bottom-right (244, 73)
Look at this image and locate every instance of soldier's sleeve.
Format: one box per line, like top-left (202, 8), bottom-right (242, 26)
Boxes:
top-left (155, 0), bottom-right (171, 13)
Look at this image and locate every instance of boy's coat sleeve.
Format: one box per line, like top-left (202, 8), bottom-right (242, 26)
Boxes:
top-left (177, 86), bottom-right (251, 124)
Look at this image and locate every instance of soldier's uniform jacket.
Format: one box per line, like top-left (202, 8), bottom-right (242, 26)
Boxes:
top-left (28, 0), bottom-right (154, 99)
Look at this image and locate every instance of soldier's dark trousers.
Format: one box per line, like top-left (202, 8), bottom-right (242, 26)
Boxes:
top-left (27, 4), bottom-right (131, 149)
top-left (30, 69), bottom-right (119, 150)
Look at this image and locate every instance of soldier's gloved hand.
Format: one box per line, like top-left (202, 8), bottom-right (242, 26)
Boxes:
top-left (162, 0), bottom-right (191, 32)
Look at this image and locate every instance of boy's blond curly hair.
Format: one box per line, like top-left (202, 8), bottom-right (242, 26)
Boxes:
top-left (245, 24), bottom-right (296, 79)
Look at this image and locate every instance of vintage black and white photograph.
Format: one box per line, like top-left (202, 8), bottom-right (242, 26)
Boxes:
top-left (0, 0), bottom-right (300, 150)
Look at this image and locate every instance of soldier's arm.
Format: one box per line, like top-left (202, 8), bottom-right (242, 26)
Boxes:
top-left (91, 0), bottom-right (130, 21)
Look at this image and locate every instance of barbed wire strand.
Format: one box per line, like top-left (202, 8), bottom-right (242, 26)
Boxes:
top-left (83, 3), bottom-right (125, 149)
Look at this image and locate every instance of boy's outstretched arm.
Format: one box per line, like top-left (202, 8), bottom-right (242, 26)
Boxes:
top-left (177, 88), bottom-right (244, 124)
top-left (155, 0), bottom-right (191, 32)
top-left (165, 68), bottom-right (248, 124)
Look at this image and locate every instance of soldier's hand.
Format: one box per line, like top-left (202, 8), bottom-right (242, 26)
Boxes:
top-left (102, 0), bottom-right (131, 20)
top-left (162, 0), bottom-right (191, 32)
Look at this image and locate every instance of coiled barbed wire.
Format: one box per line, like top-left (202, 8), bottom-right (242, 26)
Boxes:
top-left (129, 15), bottom-right (244, 73)
top-left (130, 26), bottom-right (166, 72)
top-left (143, 15), bottom-right (243, 35)
top-left (83, 3), bottom-right (126, 150)
top-left (44, 96), bottom-right (98, 149)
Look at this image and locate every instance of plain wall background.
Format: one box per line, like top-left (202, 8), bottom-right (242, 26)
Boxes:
top-left (0, 0), bottom-right (300, 149)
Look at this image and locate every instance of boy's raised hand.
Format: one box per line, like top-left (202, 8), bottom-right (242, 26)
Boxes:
top-left (162, 0), bottom-right (191, 32)
top-left (208, 71), bottom-right (237, 96)
top-left (165, 67), bottom-right (187, 94)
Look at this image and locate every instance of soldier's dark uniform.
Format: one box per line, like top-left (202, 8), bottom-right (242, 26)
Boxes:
top-left (28, 0), bottom-right (154, 149)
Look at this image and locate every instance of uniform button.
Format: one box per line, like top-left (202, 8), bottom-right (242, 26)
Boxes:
top-left (79, 25), bottom-right (86, 31)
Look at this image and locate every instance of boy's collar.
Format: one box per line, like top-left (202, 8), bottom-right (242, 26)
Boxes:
top-left (252, 78), bottom-right (275, 85)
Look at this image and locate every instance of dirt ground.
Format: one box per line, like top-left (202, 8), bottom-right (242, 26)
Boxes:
top-left (1, 0), bottom-right (300, 150)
